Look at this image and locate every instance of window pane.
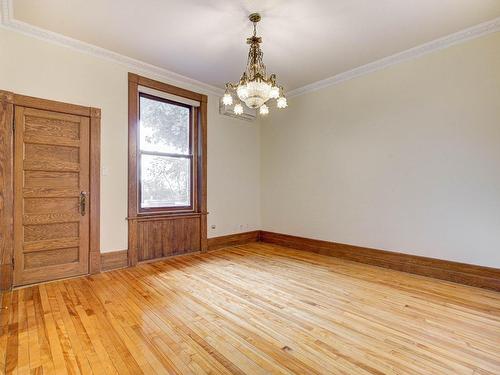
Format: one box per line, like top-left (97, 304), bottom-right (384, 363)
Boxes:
top-left (140, 95), bottom-right (190, 154)
top-left (140, 154), bottom-right (191, 208)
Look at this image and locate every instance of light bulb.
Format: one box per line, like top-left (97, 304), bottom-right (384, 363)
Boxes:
top-left (259, 104), bottom-right (269, 115)
top-left (237, 85), bottom-right (249, 100)
top-left (222, 93), bottom-right (233, 106)
top-left (270, 86), bottom-right (280, 99)
top-left (234, 103), bottom-right (244, 115)
top-left (277, 96), bottom-right (288, 109)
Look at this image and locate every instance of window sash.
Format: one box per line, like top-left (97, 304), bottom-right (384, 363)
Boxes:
top-left (139, 85), bottom-right (200, 107)
top-left (139, 150), bottom-right (192, 159)
top-left (138, 93), bottom-right (194, 213)
top-left (139, 92), bottom-right (192, 156)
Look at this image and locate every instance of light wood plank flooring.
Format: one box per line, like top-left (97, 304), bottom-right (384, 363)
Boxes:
top-left (1, 242), bottom-right (500, 374)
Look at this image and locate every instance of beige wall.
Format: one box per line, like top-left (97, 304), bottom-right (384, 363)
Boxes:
top-left (0, 27), bottom-right (261, 253)
top-left (2, 23), bottom-right (499, 268)
top-left (261, 32), bottom-right (500, 268)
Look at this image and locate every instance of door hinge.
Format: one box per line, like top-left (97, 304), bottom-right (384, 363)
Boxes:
top-left (11, 257), bottom-right (14, 268)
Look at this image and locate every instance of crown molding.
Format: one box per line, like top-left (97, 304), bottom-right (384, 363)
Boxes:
top-left (287, 16), bottom-right (500, 98)
top-left (2, 0), bottom-right (499, 99)
top-left (0, 0), bottom-right (225, 97)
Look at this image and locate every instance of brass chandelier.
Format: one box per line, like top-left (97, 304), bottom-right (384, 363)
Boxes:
top-left (222, 13), bottom-right (287, 116)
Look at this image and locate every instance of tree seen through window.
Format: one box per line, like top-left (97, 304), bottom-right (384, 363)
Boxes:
top-left (139, 94), bottom-right (192, 209)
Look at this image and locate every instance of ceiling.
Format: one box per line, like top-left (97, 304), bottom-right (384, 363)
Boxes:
top-left (11, 0), bottom-right (500, 92)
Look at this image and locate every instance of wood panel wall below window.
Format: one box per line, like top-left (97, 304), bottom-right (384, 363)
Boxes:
top-left (136, 215), bottom-right (201, 261)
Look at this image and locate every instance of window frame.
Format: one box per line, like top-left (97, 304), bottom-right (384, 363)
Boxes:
top-left (128, 73), bottom-right (207, 222)
top-left (128, 73), bottom-right (208, 264)
top-left (137, 92), bottom-right (195, 213)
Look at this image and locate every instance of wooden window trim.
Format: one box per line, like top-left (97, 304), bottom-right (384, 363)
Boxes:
top-left (137, 92), bottom-right (195, 214)
top-left (128, 73), bottom-right (208, 265)
top-left (0, 90), bottom-right (101, 290)
top-left (127, 73), bottom-right (207, 220)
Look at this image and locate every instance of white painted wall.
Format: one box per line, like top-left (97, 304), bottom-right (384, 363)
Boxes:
top-left (0, 27), bottom-right (261, 252)
top-left (261, 32), bottom-right (500, 268)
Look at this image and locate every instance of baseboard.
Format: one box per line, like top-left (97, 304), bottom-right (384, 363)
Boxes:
top-left (208, 230), bottom-right (261, 251)
top-left (260, 231), bottom-right (500, 292)
top-left (101, 250), bottom-right (128, 272)
top-left (6, 231), bottom-right (497, 292)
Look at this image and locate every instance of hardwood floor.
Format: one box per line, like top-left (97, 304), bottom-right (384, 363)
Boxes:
top-left (1, 243), bottom-right (500, 374)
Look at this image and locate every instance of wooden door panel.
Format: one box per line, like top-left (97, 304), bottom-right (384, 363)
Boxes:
top-left (24, 222), bottom-right (79, 242)
top-left (25, 143), bottom-right (80, 163)
top-left (24, 197), bottom-right (79, 213)
top-left (24, 109), bottom-right (81, 139)
top-left (24, 159), bottom-right (80, 172)
top-left (24, 237), bottom-right (80, 252)
top-left (16, 261), bottom-right (84, 283)
top-left (24, 247), bottom-right (79, 269)
top-left (24, 134), bottom-right (80, 147)
top-left (24, 197), bottom-right (79, 214)
top-left (23, 213), bottom-right (81, 225)
top-left (23, 187), bottom-right (80, 198)
top-left (13, 106), bottom-right (90, 286)
top-left (24, 171), bottom-right (80, 188)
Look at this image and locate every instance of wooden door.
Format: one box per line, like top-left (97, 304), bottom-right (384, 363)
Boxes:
top-left (13, 107), bottom-right (90, 286)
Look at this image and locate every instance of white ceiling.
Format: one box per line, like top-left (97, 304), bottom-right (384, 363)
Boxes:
top-left (11, 0), bottom-right (500, 92)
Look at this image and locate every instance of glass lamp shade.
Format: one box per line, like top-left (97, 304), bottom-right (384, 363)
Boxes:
top-left (237, 80), bottom-right (272, 109)
top-left (259, 104), bottom-right (269, 115)
top-left (277, 96), bottom-right (288, 109)
top-left (236, 85), bottom-right (249, 100)
top-left (269, 86), bottom-right (280, 99)
top-left (234, 103), bottom-right (244, 115)
top-left (222, 93), bottom-right (233, 105)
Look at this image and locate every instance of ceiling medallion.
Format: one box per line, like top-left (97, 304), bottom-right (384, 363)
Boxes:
top-left (222, 13), bottom-right (287, 116)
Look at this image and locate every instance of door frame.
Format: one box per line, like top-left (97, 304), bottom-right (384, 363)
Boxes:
top-left (0, 90), bottom-right (101, 290)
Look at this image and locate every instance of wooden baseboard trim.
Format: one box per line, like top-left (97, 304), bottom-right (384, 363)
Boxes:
top-left (208, 230), bottom-right (261, 251)
top-left (7, 230), bottom-right (498, 292)
top-left (101, 250), bottom-right (128, 272)
top-left (260, 231), bottom-right (500, 292)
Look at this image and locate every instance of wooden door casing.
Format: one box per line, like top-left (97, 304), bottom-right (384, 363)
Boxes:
top-left (13, 107), bottom-right (91, 286)
top-left (0, 91), bottom-right (14, 290)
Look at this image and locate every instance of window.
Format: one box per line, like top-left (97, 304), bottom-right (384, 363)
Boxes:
top-left (128, 73), bottom-right (208, 261)
top-left (138, 93), bottom-right (194, 211)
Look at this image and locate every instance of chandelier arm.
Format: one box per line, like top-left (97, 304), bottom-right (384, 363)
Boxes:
top-left (225, 82), bottom-right (240, 90)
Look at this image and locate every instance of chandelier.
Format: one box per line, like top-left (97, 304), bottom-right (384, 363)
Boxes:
top-left (222, 13), bottom-right (287, 116)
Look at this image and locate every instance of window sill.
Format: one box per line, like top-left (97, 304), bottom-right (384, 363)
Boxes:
top-left (127, 211), bottom-right (208, 222)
